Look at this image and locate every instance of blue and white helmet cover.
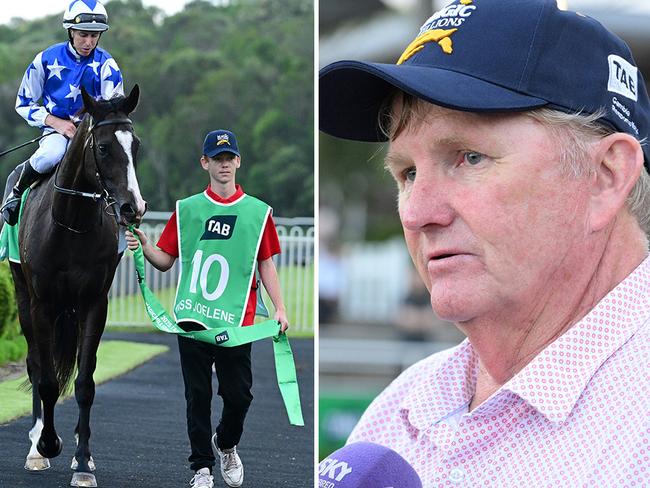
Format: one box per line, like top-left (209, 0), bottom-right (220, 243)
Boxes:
top-left (63, 0), bottom-right (109, 32)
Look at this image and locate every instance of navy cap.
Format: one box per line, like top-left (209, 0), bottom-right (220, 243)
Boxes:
top-left (320, 0), bottom-right (650, 167)
top-left (203, 130), bottom-right (240, 158)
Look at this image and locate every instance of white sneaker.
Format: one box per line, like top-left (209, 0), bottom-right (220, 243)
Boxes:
top-left (212, 434), bottom-right (244, 487)
top-left (190, 467), bottom-right (214, 488)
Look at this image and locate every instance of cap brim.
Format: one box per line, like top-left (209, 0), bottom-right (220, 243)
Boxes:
top-left (206, 147), bottom-right (240, 158)
top-left (319, 60), bottom-right (550, 142)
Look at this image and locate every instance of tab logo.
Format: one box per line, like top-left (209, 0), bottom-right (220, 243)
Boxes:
top-left (397, 0), bottom-right (476, 64)
top-left (201, 215), bottom-right (237, 240)
top-left (318, 457), bottom-right (353, 482)
top-left (607, 54), bottom-right (638, 101)
top-left (215, 330), bottom-right (230, 344)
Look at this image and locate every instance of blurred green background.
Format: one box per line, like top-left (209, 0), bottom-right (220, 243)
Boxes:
top-left (0, 0), bottom-right (314, 217)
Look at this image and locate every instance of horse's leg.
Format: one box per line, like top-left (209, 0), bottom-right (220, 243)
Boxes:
top-left (70, 297), bottom-right (107, 488)
top-left (25, 344), bottom-right (49, 470)
top-left (10, 262), bottom-right (50, 470)
top-left (31, 301), bottom-right (63, 459)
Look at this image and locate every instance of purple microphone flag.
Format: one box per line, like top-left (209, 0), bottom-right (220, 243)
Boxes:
top-left (318, 441), bottom-right (422, 487)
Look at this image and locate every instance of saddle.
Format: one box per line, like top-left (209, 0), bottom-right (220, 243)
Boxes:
top-left (0, 184), bottom-right (127, 263)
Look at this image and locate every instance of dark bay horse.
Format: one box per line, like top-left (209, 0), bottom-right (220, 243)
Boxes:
top-left (10, 85), bottom-right (145, 487)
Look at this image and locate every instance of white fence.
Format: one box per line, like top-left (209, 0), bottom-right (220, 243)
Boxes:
top-left (339, 239), bottom-right (411, 323)
top-left (108, 212), bottom-right (314, 335)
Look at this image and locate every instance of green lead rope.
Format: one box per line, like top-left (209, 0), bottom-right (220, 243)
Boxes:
top-left (128, 226), bottom-right (304, 427)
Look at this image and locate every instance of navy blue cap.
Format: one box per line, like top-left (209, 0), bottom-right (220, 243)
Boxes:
top-left (203, 130), bottom-right (240, 158)
top-left (320, 0), bottom-right (650, 167)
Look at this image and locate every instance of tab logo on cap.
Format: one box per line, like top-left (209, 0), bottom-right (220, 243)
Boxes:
top-left (216, 134), bottom-right (231, 146)
top-left (607, 55), bottom-right (638, 101)
top-left (397, 0), bottom-right (477, 64)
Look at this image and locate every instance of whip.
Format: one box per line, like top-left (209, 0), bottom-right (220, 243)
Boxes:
top-left (0, 132), bottom-right (55, 159)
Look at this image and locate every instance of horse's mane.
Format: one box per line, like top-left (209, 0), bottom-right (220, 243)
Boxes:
top-left (60, 114), bottom-right (92, 166)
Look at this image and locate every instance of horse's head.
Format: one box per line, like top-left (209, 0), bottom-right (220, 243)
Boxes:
top-left (81, 85), bottom-right (146, 226)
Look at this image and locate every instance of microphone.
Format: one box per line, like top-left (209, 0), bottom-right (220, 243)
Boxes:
top-left (318, 441), bottom-right (422, 488)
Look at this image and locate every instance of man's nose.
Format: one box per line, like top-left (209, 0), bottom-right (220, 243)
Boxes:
top-left (399, 171), bottom-right (455, 230)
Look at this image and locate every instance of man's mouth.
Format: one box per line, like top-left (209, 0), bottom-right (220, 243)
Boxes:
top-left (431, 253), bottom-right (456, 260)
top-left (429, 249), bottom-right (464, 260)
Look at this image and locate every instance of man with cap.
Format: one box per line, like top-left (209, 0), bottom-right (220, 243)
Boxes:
top-left (126, 130), bottom-right (289, 488)
top-left (320, 0), bottom-right (650, 485)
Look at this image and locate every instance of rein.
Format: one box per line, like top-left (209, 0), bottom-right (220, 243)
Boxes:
top-left (52, 117), bottom-right (133, 233)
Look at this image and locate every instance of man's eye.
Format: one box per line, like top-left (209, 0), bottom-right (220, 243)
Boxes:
top-left (403, 167), bottom-right (416, 182)
top-left (463, 152), bottom-right (484, 165)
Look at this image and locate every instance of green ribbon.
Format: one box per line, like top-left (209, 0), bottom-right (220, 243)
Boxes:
top-left (129, 226), bottom-right (304, 427)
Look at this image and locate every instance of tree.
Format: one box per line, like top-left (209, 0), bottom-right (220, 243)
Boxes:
top-left (0, 0), bottom-right (314, 216)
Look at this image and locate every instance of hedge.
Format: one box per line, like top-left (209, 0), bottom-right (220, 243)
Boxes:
top-left (0, 260), bottom-right (22, 366)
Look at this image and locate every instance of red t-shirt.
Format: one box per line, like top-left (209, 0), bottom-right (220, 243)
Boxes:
top-left (157, 184), bottom-right (281, 326)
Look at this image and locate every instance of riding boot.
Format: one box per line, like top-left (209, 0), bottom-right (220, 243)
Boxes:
top-left (1, 162), bottom-right (41, 225)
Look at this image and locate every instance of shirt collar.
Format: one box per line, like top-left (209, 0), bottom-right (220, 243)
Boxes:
top-left (399, 340), bottom-right (478, 432)
top-left (205, 184), bottom-right (244, 204)
top-left (399, 255), bottom-right (650, 430)
top-left (66, 42), bottom-right (82, 61)
top-left (506, 255), bottom-right (650, 422)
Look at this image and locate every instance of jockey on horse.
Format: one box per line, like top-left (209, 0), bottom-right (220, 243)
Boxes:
top-left (1, 0), bottom-right (124, 226)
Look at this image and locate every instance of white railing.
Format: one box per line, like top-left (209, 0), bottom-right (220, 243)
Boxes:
top-left (108, 213), bottom-right (314, 335)
top-left (339, 239), bottom-right (411, 323)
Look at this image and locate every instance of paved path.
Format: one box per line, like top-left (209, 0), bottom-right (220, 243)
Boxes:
top-left (0, 331), bottom-right (314, 487)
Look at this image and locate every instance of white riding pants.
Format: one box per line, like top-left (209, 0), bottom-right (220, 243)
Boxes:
top-left (29, 131), bottom-right (69, 173)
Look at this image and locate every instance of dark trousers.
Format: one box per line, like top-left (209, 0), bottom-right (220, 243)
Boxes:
top-left (177, 335), bottom-right (253, 472)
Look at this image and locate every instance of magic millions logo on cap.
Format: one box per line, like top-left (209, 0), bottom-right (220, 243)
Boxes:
top-left (216, 133), bottom-right (231, 146)
top-left (397, 0), bottom-right (477, 64)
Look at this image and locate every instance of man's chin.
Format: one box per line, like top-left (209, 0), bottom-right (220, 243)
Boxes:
top-left (429, 285), bottom-right (483, 323)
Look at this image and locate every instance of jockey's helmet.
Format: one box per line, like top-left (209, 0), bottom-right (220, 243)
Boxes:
top-left (62, 0), bottom-right (109, 32)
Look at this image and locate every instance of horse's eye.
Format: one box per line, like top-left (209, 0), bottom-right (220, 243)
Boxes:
top-left (98, 144), bottom-right (109, 156)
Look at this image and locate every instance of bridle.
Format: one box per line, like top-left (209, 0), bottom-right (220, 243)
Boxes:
top-left (53, 116), bottom-right (133, 233)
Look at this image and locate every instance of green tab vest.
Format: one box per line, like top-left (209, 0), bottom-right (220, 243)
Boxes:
top-left (174, 191), bottom-right (270, 328)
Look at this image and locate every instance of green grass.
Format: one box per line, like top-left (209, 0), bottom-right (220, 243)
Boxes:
top-left (0, 333), bottom-right (27, 365)
top-left (0, 340), bottom-right (168, 424)
top-left (108, 264), bottom-right (314, 337)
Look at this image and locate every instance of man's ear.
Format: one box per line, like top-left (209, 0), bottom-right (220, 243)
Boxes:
top-left (200, 155), bottom-right (209, 170)
top-left (588, 133), bottom-right (644, 232)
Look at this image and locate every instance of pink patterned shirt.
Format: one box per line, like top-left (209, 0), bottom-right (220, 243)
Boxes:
top-left (349, 257), bottom-right (650, 487)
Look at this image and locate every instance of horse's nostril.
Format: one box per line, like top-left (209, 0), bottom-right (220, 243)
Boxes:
top-left (120, 203), bottom-right (136, 217)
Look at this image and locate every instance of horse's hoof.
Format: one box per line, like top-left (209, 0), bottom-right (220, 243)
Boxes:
top-left (24, 455), bottom-right (50, 471)
top-left (71, 472), bottom-right (97, 487)
top-left (71, 455), bottom-right (96, 471)
top-left (37, 435), bottom-right (63, 458)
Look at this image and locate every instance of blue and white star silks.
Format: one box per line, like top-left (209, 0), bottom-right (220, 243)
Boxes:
top-left (64, 84), bottom-right (82, 102)
top-left (46, 58), bottom-right (67, 80)
top-left (44, 95), bottom-right (56, 112)
top-left (88, 60), bottom-right (100, 75)
top-left (15, 41), bottom-right (124, 129)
